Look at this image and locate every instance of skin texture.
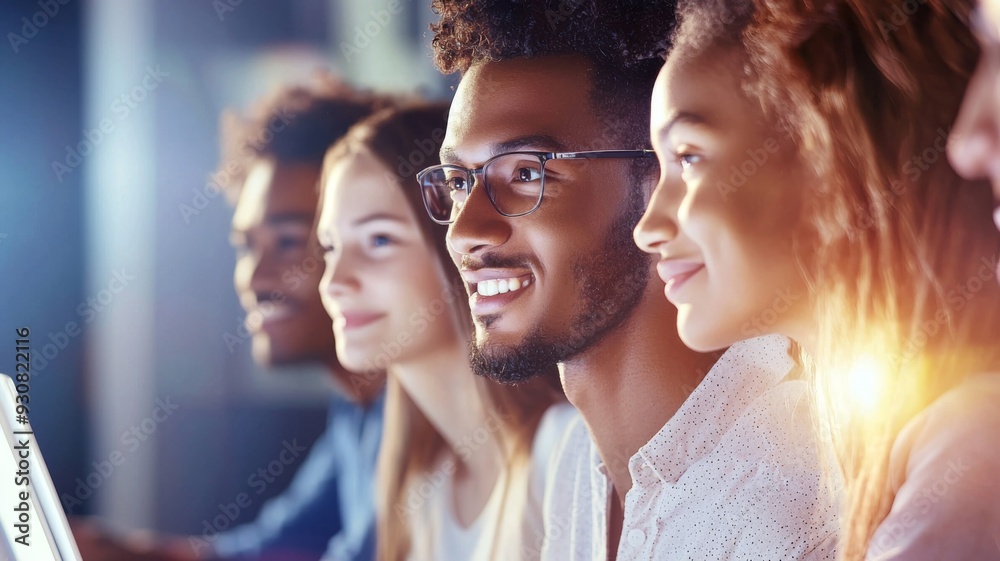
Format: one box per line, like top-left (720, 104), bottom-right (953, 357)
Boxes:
top-left (949, 0), bottom-right (1000, 280)
top-left (444, 56), bottom-right (651, 381)
top-left (442, 54), bottom-right (716, 557)
top-left (231, 158), bottom-right (342, 369)
top-left (634, 46), bottom-right (816, 352)
top-left (317, 150), bottom-right (460, 374)
top-left (317, 148), bottom-right (502, 530)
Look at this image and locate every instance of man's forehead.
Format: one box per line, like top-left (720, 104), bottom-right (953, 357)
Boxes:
top-left (443, 57), bottom-right (601, 163)
top-left (232, 159), bottom-right (320, 230)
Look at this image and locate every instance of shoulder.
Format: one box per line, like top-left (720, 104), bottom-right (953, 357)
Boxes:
top-left (529, 403), bottom-right (582, 496)
top-left (869, 373), bottom-right (1000, 560)
top-left (532, 402), bottom-right (581, 463)
top-left (893, 372), bottom-right (1000, 482)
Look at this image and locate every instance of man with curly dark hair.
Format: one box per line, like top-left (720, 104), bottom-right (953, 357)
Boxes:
top-left (73, 79), bottom-right (388, 561)
top-left (418, 1), bottom-right (838, 559)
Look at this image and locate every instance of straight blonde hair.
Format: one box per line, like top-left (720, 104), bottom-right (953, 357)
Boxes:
top-left (320, 102), bottom-right (563, 561)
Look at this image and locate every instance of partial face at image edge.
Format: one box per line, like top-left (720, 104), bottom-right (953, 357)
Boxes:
top-left (950, 0), bottom-right (1000, 282)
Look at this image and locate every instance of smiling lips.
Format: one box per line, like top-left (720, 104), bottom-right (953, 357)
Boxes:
top-left (461, 270), bottom-right (534, 316)
top-left (340, 311), bottom-right (385, 330)
top-left (475, 275), bottom-right (532, 296)
top-left (246, 303), bottom-right (296, 332)
top-left (656, 260), bottom-right (704, 299)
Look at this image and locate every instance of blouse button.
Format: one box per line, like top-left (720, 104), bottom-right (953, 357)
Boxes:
top-left (627, 528), bottom-right (646, 547)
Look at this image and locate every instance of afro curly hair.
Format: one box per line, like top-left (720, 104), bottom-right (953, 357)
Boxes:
top-left (430, 0), bottom-right (677, 149)
top-left (216, 75), bottom-right (392, 204)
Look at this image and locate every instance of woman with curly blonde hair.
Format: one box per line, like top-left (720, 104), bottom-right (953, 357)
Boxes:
top-left (634, 0), bottom-right (1000, 558)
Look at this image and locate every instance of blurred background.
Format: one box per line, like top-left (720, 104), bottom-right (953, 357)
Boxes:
top-left (0, 0), bottom-right (451, 535)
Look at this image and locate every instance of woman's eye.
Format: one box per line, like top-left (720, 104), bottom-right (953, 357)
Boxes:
top-left (677, 153), bottom-right (703, 169)
top-left (371, 234), bottom-right (393, 248)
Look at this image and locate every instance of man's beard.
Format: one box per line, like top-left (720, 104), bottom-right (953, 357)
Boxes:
top-left (470, 189), bottom-right (651, 384)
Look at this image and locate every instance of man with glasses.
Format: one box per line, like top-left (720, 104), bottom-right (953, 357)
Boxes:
top-left (422, 1), bottom-right (838, 559)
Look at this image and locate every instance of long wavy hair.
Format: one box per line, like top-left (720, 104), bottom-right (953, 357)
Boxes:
top-left (671, 0), bottom-right (1000, 557)
top-left (320, 102), bottom-right (564, 561)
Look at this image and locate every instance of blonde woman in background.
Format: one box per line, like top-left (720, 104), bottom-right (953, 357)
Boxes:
top-left (316, 102), bottom-right (574, 561)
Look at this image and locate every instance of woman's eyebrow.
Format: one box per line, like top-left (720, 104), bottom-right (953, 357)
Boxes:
top-left (655, 110), bottom-right (708, 141)
top-left (352, 213), bottom-right (408, 227)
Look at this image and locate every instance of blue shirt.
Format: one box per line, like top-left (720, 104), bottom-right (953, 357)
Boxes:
top-left (212, 392), bottom-right (384, 561)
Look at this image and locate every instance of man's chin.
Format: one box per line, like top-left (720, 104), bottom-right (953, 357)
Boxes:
top-left (468, 331), bottom-right (560, 385)
top-left (251, 336), bottom-right (305, 369)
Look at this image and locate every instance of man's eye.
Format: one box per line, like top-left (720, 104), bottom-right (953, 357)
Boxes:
top-left (445, 176), bottom-right (467, 191)
top-left (278, 236), bottom-right (308, 251)
top-left (514, 166), bottom-right (542, 182)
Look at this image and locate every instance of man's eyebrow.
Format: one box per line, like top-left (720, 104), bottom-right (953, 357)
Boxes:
top-left (440, 145), bottom-right (459, 164)
top-left (264, 212), bottom-right (314, 226)
top-left (655, 111), bottom-right (708, 139)
top-left (440, 135), bottom-right (569, 166)
top-left (493, 135), bottom-right (568, 156)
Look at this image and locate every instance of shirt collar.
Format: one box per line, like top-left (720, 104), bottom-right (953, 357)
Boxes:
top-left (632, 334), bottom-right (796, 486)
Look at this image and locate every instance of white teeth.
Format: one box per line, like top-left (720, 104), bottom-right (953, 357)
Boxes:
top-left (476, 276), bottom-right (531, 296)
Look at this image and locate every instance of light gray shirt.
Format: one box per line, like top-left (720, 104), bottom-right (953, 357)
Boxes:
top-left (540, 335), bottom-right (839, 560)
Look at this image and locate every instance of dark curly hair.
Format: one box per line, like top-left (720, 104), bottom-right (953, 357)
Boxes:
top-left (216, 76), bottom-right (390, 203)
top-left (430, 0), bottom-right (676, 149)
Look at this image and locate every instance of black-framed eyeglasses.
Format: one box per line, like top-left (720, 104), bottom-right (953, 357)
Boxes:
top-left (416, 149), bottom-right (655, 225)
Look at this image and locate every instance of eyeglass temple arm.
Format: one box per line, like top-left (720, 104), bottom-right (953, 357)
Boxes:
top-left (551, 149), bottom-right (656, 160)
